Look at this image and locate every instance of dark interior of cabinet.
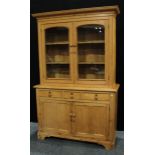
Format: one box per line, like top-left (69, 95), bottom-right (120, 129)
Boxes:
top-left (79, 64), bottom-right (105, 79)
top-left (46, 45), bottom-right (69, 63)
top-left (46, 64), bottom-right (70, 78)
top-left (78, 44), bottom-right (105, 63)
top-left (46, 27), bottom-right (69, 43)
top-left (78, 25), bottom-right (105, 42)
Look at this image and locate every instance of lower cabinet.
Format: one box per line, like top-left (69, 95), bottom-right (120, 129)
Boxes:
top-left (36, 89), bottom-right (117, 150)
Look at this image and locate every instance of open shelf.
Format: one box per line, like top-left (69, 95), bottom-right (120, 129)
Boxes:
top-left (78, 53), bottom-right (105, 63)
top-left (45, 41), bottom-right (69, 45)
top-left (78, 62), bottom-right (105, 64)
top-left (46, 64), bottom-right (70, 78)
top-left (45, 27), bottom-right (69, 44)
top-left (46, 44), bottom-right (69, 63)
top-left (46, 62), bottom-right (69, 64)
top-left (78, 40), bottom-right (104, 44)
top-left (78, 64), bottom-right (105, 79)
top-left (78, 42), bottom-right (105, 63)
top-left (78, 24), bottom-right (105, 43)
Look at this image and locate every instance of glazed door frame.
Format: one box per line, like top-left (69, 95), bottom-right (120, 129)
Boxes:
top-left (38, 22), bottom-right (74, 84)
top-left (72, 20), bottom-right (110, 85)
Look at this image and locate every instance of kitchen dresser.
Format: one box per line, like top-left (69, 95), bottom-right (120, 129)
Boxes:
top-left (32, 5), bottom-right (120, 150)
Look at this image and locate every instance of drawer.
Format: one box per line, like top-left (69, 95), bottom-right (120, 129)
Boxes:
top-left (81, 92), bottom-right (109, 101)
top-left (37, 89), bottom-right (62, 98)
top-left (96, 93), bottom-right (110, 101)
top-left (37, 89), bottom-right (110, 101)
top-left (63, 91), bottom-right (80, 100)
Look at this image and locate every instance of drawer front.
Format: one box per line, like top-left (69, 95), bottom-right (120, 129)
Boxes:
top-left (37, 90), bottom-right (49, 97)
top-left (37, 89), bottom-right (110, 101)
top-left (81, 93), bottom-right (109, 101)
top-left (63, 91), bottom-right (80, 100)
top-left (81, 93), bottom-right (95, 100)
top-left (37, 89), bottom-right (62, 98)
top-left (96, 93), bottom-right (110, 101)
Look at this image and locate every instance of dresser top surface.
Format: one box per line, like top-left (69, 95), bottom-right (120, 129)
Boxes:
top-left (34, 84), bottom-right (119, 92)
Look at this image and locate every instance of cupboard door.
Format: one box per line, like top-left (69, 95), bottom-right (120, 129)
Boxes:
top-left (73, 21), bottom-right (109, 84)
top-left (73, 102), bottom-right (110, 140)
top-left (40, 23), bottom-right (74, 83)
top-left (39, 99), bottom-right (71, 135)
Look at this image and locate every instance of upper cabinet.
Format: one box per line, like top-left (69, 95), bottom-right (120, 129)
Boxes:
top-left (33, 6), bottom-right (119, 86)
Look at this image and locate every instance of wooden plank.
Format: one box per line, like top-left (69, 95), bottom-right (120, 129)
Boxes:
top-left (34, 84), bottom-right (120, 92)
top-left (32, 5), bottom-right (120, 18)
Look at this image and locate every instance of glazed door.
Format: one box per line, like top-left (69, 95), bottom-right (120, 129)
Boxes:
top-left (39, 99), bottom-right (71, 136)
top-left (72, 102), bottom-right (110, 140)
top-left (39, 23), bottom-right (74, 84)
top-left (73, 20), bottom-right (109, 85)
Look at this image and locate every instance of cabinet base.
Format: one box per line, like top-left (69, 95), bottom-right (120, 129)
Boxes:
top-left (100, 142), bottom-right (114, 150)
top-left (37, 131), bottom-right (115, 150)
top-left (38, 132), bottom-right (46, 140)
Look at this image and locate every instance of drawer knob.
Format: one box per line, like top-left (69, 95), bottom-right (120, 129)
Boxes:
top-left (70, 113), bottom-right (76, 122)
top-left (70, 117), bottom-right (75, 122)
top-left (95, 94), bottom-right (98, 100)
top-left (69, 113), bottom-right (76, 117)
top-left (48, 91), bottom-right (52, 97)
top-left (70, 92), bottom-right (74, 99)
top-left (72, 113), bottom-right (76, 117)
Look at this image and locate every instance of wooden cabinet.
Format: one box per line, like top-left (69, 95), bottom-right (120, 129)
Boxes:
top-left (32, 5), bottom-right (120, 150)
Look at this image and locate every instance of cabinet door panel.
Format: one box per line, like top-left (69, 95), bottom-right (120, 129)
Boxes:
top-left (74, 102), bottom-right (109, 140)
top-left (39, 99), bottom-right (71, 135)
top-left (39, 23), bottom-right (74, 84)
top-left (73, 20), bottom-right (109, 85)
top-left (45, 27), bottom-right (70, 79)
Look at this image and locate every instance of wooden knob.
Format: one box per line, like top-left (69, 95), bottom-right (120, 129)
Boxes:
top-left (72, 113), bottom-right (76, 117)
top-left (48, 91), bottom-right (52, 97)
top-left (70, 93), bottom-right (74, 99)
top-left (69, 113), bottom-right (76, 117)
top-left (95, 94), bottom-right (98, 100)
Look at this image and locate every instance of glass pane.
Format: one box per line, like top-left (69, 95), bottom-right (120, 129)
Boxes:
top-left (77, 24), bottom-right (105, 79)
top-left (45, 27), bottom-right (70, 79)
top-left (46, 27), bottom-right (68, 43)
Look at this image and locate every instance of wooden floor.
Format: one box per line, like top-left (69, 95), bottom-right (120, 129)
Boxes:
top-left (30, 122), bottom-right (124, 155)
